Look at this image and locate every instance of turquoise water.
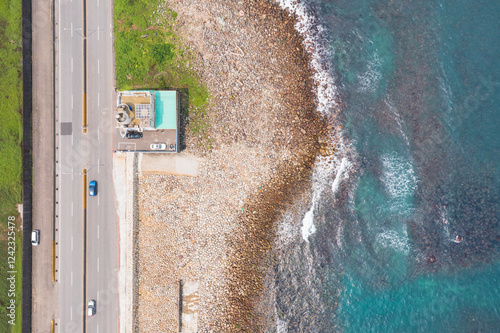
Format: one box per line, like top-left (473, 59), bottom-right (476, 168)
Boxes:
top-left (154, 90), bottom-right (177, 130)
top-left (340, 262), bottom-right (500, 332)
top-left (272, 0), bottom-right (500, 331)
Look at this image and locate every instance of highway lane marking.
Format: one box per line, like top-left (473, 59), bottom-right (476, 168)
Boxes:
top-left (97, 225), bottom-right (100, 239)
top-left (71, 271), bottom-right (73, 286)
top-left (98, 158), bottom-right (100, 173)
top-left (71, 94), bottom-right (73, 109)
top-left (71, 306), bottom-right (73, 321)
top-left (71, 202), bottom-right (74, 216)
top-left (98, 59), bottom-right (100, 73)
top-left (97, 257), bottom-right (99, 273)
top-left (71, 22), bottom-right (73, 37)
top-left (71, 236), bottom-right (74, 251)
top-left (98, 194), bottom-right (100, 206)
top-left (71, 57), bottom-right (73, 72)
top-left (97, 0), bottom-right (99, 7)
top-left (98, 26), bottom-right (100, 41)
top-left (98, 92), bottom-right (100, 107)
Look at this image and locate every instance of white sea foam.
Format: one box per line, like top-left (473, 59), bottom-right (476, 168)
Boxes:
top-left (336, 222), bottom-right (344, 249)
top-left (301, 201), bottom-right (317, 242)
top-left (276, 211), bottom-right (299, 249)
top-left (301, 133), bottom-right (351, 242)
top-left (274, 1), bottom-right (355, 242)
top-left (385, 99), bottom-right (410, 146)
top-left (332, 157), bottom-right (352, 195)
top-left (275, 0), bottom-right (339, 116)
top-left (358, 53), bottom-right (382, 93)
top-left (276, 318), bottom-right (288, 333)
top-left (376, 229), bottom-right (411, 255)
top-left (381, 153), bottom-right (417, 214)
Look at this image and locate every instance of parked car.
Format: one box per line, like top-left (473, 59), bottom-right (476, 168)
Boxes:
top-left (87, 299), bottom-right (96, 317)
top-left (89, 180), bottom-right (97, 196)
top-left (150, 143), bottom-right (167, 150)
top-left (126, 131), bottom-right (143, 139)
top-left (31, 230), bottom-right (40, 246)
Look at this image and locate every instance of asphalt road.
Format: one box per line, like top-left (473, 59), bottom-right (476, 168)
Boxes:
top-left (56, 0), bottom-right (118, 332)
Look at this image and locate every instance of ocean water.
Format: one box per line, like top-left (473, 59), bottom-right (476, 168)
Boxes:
top-left (270, 0), bottom-right (500, 332)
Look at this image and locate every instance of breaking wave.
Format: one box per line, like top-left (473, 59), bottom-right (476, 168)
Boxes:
top-left (381, 152), bottom-right (417, 214)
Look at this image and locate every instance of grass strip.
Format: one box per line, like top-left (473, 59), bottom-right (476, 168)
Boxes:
top-left (114, 0), bottom-right (210, 136)
top-left (0, 0), bottom-right (23, 332)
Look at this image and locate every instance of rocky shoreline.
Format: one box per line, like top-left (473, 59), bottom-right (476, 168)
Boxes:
top-left (137, 0), bottom-right (339, 331)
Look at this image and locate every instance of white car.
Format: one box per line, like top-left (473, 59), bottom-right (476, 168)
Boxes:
top-left (150, 143), bottom-right (167, 150)
top-left (88, 299), bottom-right (96, 317)
top-left (31, 230), bottom-right (40, 246)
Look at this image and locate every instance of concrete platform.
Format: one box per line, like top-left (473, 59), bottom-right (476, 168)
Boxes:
top-left (113, 128), bottom-right (178, 152)
top-left (180, 281), bottom-right (199, 333)
top-left (138, 153), bottom-right (202, 177)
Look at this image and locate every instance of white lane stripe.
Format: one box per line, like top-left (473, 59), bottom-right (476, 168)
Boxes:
top-left (98, 27), bottom-right (100, 41)
top-left (97, 93), bottom-right (100, 107)
top-left (70, 307), bottom-right (73, 321)
top-left (98, 158), bottom-right (100, 173)
top-left (98, 59), bottom-right (100, 73)
top-left (71, 57), bottom-right (73, 72)
top-left (71, 94), bottom-right (73, 109)
top-left (71, 22), bottom-right (73, 37)
top-left (71, 271), bottom-right (73, 286)
top-left (71, 202), bottom-right (74, 216)
top-left (97, 257), bottom-right (99, 273)
top-left (71, 236), bottom-right (73, 251)
top-left (97, 225), bottom-right (100, 239)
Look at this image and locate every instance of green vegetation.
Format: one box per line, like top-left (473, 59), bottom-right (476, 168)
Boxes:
top-left (114, 0), bottom-right (210, 136)
top-left (0, 0), bottom-right (23, 332)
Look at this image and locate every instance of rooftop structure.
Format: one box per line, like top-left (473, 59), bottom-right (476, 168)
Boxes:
top-left (115, 90), bottom-right (179, 152)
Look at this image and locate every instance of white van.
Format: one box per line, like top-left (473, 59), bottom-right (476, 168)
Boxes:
top-left (31, 230), bottom-right (40, 246)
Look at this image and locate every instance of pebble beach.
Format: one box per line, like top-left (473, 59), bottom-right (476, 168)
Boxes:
top-left (136, 0), bottom-right (339, 331)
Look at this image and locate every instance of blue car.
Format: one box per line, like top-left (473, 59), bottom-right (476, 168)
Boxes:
top-left (89, 180), bottom-right (97, 196)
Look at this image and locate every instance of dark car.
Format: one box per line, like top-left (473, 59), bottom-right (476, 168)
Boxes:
top-left (89, 180), bottom-right (97, 197)
top-left (126, 131), bottom-right (143, 139)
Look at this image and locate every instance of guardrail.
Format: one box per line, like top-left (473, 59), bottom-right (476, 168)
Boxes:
top-left (52, 241), bottom-right (55, 282)
top-left (82, 93), bottom-right (87, 133)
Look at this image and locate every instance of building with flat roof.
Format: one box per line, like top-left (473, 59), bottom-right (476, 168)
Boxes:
top-left (115, 90), bottom-right (179, 152)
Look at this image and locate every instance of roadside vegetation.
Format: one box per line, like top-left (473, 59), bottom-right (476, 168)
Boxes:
top-left (114, 0), bottom-right (210, 141)
top-left (0, 0), bottom-right (23, 332)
